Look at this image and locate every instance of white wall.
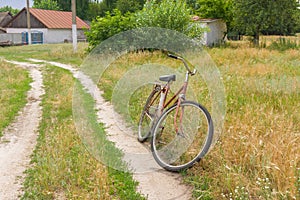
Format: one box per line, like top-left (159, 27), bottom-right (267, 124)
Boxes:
top-left (47, 29), bottom-right (71, 43)
top-left (198, 20), bottom-right (227, 46)
top-left (206, 21), bottom-right (226, 46)
top-left (0, 33), bottom-right (22, 44)
top-left (6, 28), bottom-right (86, 44)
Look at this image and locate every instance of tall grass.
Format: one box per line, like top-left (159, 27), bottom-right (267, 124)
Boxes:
top-left (0, 61), bottom-right (31, 137)
top-left (98, 47), bottom-right (299, 199)
top-left (187, 47), bottom-right (300, 199)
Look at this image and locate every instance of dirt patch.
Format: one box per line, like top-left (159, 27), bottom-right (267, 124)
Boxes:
top-left (0, 61), bottom-right (44, 199)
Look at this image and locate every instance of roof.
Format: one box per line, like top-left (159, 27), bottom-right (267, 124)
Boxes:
top-left (5, 8), bottom-right (90, 29)
top-left (29, 8), bottom-right (89, 29)
top-left (192, 16), bottom-right (221, 23)
top-left (0, 12), bottom-right (13, 27)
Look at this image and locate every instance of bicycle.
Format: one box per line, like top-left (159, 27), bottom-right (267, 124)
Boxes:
top-left (137, 54), bottom-right (214, 172)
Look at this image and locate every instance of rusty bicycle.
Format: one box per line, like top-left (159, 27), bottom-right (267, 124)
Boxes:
top-left (137, 54), bottom-right (214, 172)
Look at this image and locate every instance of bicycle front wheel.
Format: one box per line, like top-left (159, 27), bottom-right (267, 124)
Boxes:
top-left (151, 101), bottom-right (213, 172)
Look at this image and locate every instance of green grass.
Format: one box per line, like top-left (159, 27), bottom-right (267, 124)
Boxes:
top-left (0, 43), bottom-right (88, 65)
top-left (0, 61), bottom-right (31, 137)
top-left (22, 66), bottom-right (144, 199)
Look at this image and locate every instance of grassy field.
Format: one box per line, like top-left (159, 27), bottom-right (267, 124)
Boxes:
top-left (0, 61), bottom-right (31, 137)
top-left (0, 40), bottom-right (299, 199)
top-left (99, 47), bottom-right (300, 199)
top-left (0, 43), bottom-right (88, 65)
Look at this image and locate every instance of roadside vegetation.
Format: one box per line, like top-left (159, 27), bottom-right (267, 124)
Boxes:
top-left (97, 42), bottom-right (300, 199)
top-left (0, 61), bottom-right (31, 137)
top-left (21, 66), bottom-right (144, 199)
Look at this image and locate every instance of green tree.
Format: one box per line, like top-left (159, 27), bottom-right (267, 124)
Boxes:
top-left (116, 0), bottom-right (145, 14)
top-left (261, 0), bottom-right (300, 35)
top-left (87, 1), bottom-right (107, 20)
top-left (0, 6), bottom-right (19, 15)
top-left (102, 0), bottom-right (118, 11)
top-left (234, 0), bottom-right (300, 45)
top-left (196, 0), bottom-right (233, 32)
top-left (37, 0), bottom-right (90, 20)
top-left (33, 0), bottom-right (60, 10)
top-left (136, 0), bottom-right (204, 39)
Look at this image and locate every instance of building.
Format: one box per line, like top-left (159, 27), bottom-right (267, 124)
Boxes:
top-left (4, 8), bottom-right (90, 44)
top-left (0, 12), bottom-right (13, 33)
top-left (192, 16), bottom-right (227, 46)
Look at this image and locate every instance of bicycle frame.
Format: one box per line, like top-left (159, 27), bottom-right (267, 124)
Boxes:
top-left (149, 70), bottom-right (191, 135)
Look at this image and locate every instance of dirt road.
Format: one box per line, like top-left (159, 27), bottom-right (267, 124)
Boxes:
top-left (0, 59), bottom-right (192, 200)
top-left (0, 61), bottom-right (44, 199)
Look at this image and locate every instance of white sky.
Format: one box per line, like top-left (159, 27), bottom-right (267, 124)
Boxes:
top-left (0, 0), bottom-right (34, 9)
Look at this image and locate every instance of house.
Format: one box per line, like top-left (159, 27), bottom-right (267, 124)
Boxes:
top-left (192, 16), bottom-right (227, 46)
top-left (4, 8), bottom-right (90, 44)
top-left (0, 12), bottom-right (13, 33)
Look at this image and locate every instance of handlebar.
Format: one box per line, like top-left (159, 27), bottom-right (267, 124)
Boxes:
top-left (167, 54), bottom-right (196, 76)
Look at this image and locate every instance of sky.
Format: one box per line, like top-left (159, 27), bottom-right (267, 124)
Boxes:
top-left (0, 0), bottom-right (34, 9)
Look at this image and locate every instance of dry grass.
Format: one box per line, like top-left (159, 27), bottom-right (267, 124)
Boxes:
top-left (99, 46), bottom-right (299, 199)
top-left (186, 46), bottom-right (300, 199)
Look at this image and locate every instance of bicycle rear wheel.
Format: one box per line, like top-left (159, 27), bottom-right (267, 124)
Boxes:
top-left (138, 85), bottom-right (161, 142)
top-left (151, 101), bottom-right (213, 172)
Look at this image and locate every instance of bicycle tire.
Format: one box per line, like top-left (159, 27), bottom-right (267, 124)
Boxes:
top-left (151, 101), bottom-right (213, 172)
top-left (138, 86), bottom-right (161, 142)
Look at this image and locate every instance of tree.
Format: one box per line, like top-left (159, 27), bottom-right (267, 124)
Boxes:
top-left (0, 6), bottom-right (19, 15)
top-left (102, 0), bottom-right (118, 11)
top-left (196, 0), bottom-right (234, 32)
top-left (87, 1), bottom-right (108, 20)
top-left (116, 0), bottom-right (145, 14)
top-left (33, 0), bottom-right (60, 10)
top-left (261, 0), bottom-right (300, 35)
top-left (234, 0), bottom-right (300, 45)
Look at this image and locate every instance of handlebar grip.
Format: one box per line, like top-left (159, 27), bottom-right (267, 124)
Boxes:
top-left (167, 54), bottom-right (178, 59)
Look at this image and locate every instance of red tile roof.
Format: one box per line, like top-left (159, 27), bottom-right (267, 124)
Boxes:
top-left (29, 8), bottom-right (89, 29)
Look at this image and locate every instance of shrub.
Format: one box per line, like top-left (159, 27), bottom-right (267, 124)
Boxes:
top-left (135, 0), bottom-right (204, 39)
top-left (86, 9), bottom-right (136, 50)
top-left (86, 0), bottom-right (205, 51)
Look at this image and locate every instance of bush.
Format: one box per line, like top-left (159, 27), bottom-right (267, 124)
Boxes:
top-left (86, 9), bottom-right (136, 50)
top-left (86, 0), bottom-right (205, 51)
top-left (135, 0), bottom-right (204, 39)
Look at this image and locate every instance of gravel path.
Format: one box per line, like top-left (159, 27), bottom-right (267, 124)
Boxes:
top-left (0, 61), bottom-right (44, 199)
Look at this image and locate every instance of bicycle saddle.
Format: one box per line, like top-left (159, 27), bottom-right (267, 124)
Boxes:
top-left (159, 74), bottom-right (176, 82)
